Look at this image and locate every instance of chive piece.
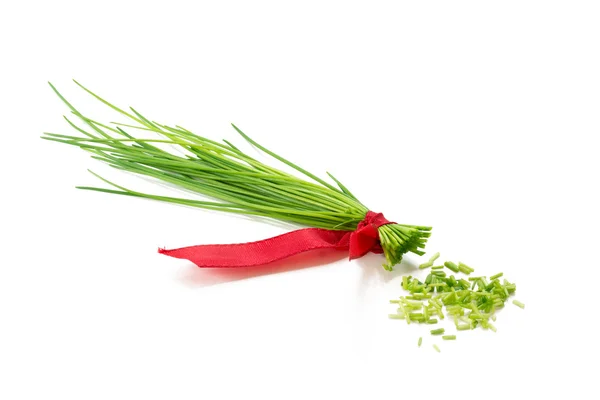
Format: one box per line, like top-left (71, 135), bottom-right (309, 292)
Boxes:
top-left (457, 324), bottom-right (471, 331)
top-left (512, 300), bottom-right (525, 309)
top-left (489, 272), bottom-right (503, 280)
top-left (428, 283), bottom-right (447, 287)
top-left (444, 261), bottom-right (459, 273)
top-left (418, 337), bottom-right (423, 347)
top-left (430, 328), bottom-right (445, 335)
top-left (442, 335), bottom-right (456, 340)
top-left (419, 261), bottom-right (433, 270)
top-left (431, 265), bottom-right (444, 270)
top-left (428, 252), bottom-right (441, 263)
top-left (458, 262), bottom-right (474, 275)
top-left (426, 318), bottom-right (438, 324)
top-left (388, 314), bottom-right (404, 319)
top-left (433, 344), bottom-right (441, 353)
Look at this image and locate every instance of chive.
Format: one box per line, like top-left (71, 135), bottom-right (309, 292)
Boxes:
top-left (419, 261), bottom-right (433, 270)
top-left (442, 335), bottom-right (456, 340)
top-left (428, 283), bottom-right (447, 287)
top-left (458, 262), bottom-right (474, 275)
top-left (433, 344), bottom-right (441, 353)
top-left (447, 275), bottom-right (457, 287)
top-left (489, 272), bottom-right (503, 280)
top-left (431, 265), bottom-right (444, 270)
top-left (418, 337), bottom-right (423, 347)
top-left (390, 271), bottom-right (520, 334)
top-left (425, 274), bottom-right (433, 285)
top-left (388, 314), bottom-right (404, 319)
top-left (444, 261), bottom-right (459, 273)
top-left (512, 300), bottom-right (525, 309)
top-left (46, 82), bottom-right (432, 272)
top-left (428, 252), bottom-right (441, 263)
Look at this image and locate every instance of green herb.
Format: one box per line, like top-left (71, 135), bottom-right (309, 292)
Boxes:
top-left (442, 335), bottom-right (456, 340)
top-left (43, 81), bottom-right (431, 270)
top-left (428, 252), bottom-right (440, 263)
top-left (418, 337), bottom-right (422, 347)
top-left (433, 344), bottom-right (441, 353)
top-left (458, 262), bottom-right (474, 275)
top-left (388, 314), bottom-right (404, 320)
top-left (512, 300), bottom-right (525, 309)
top-left (444, 261), bottom-right (459, 273)
top-left (389, 253), bottom-right (521, 341)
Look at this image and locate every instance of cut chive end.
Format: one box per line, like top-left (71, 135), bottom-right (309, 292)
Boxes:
top-left (512, 300), bottom-right (525, 309)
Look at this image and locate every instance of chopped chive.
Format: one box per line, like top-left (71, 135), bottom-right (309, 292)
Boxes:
top-left (388, 314), bottom-right (404, 319)
top-left (391, 271), bottom-right (519, 333)
top-left (431, 265), bottom-right (444, 270)
top-left (428, 252), bottom-right (441, 263)
top-left (442, 335), bottom-right (456, 340)
top-left (489, 272), bottom-right (503, 280)
top-left (418, 337), bottom-right (423, 347)
top-left (427, 283), bottom-right (447, 287)
top-left (458, 262), bottom-right (474, 275)
top-left (433, 344), bottom-right (441, 353)
top-left (444, 261), bottom-right (459, 273)
top-left (418, 261), bottom-right (433, 270)
top-left (512, 300), bottom-right (525, 309)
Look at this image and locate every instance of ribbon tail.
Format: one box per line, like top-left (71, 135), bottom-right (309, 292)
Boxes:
top-left (158, 228), bottom-right (352, 268)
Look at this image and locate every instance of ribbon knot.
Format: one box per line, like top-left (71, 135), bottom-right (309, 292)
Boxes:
top-left (348, 211), bottom-right (392, 260)
top-left (159, 211), bottom-right (394, 268)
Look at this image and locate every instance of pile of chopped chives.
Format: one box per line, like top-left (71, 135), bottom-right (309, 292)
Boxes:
top-left (390, 253), bottom-right (524, 351)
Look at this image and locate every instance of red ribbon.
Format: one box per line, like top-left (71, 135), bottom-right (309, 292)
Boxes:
top-left (158, 211), bottom-right (393, 268)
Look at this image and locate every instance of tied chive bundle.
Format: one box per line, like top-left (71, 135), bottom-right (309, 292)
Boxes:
top-left (43, 81), bottom-right (431, 270)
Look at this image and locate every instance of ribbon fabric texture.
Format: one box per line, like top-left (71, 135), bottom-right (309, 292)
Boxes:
top-left (158, 211), bottom-right (393, 268)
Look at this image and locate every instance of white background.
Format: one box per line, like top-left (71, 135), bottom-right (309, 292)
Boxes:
top-left (1, 1), bottom-right (599, 399)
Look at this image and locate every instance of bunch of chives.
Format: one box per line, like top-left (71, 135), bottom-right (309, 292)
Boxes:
top-left (43, 81), bottom-right (432, 270)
